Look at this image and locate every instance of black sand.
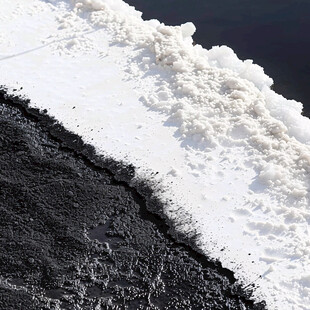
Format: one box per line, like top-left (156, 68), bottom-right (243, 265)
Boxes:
top-left (0, 89), bottom-right (266, 309)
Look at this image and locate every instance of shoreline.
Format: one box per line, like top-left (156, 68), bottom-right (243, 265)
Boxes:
top-left (1, 1), bottom-right (309, 308)
top-left (0, 89), bottom-right (265, 309)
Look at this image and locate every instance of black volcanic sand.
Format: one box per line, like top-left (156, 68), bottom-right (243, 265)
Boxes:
top-left (0, 90), bottom-right (266, 309)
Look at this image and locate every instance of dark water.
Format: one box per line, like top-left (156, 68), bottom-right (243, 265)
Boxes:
top-left (126, 0), bottom-right (310, 116)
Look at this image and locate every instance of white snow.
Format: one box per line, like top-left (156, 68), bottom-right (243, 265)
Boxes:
top-left (1, 0), bottom-right (310, 309)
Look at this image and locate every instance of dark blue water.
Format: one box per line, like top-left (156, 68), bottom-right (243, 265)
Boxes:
top-left (126, 0), bottom-right (310, 116)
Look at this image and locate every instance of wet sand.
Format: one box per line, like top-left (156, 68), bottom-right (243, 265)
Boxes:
top-left (0, 89), bottom-right (265, 309)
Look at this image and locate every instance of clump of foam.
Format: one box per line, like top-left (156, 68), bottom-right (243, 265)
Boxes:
top-left (72, 0), bottom-right (141, 17)
top-left (205, 45), bottom-right (274, 91)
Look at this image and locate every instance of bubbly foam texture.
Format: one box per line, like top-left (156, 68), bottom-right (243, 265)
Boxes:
top-left (70, 1), bottom-right (310, 308)
top-left (71, 0), bottom-right (310, 197)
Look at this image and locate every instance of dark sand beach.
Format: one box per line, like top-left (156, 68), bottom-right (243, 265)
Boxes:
top-left (0, 90), bottom-right (266, 309)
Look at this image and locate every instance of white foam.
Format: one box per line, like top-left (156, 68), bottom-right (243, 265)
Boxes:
top-left (1, 1), bottom-right (310, 309)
